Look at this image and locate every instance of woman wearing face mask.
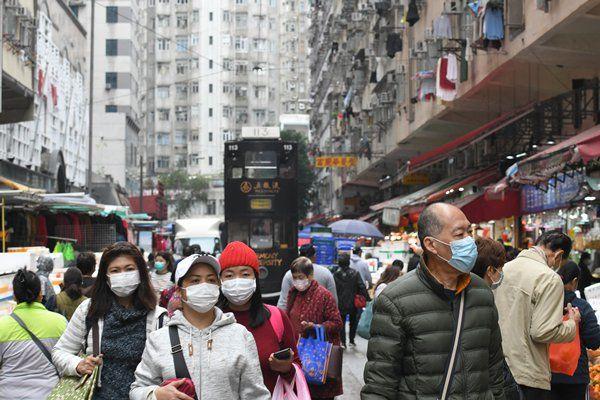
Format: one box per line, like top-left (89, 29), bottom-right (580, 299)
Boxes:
top-left (130, 252), bottom-right (271, 400)
top-left (218, 241), bottom-right (301, 394)
top-left (287, 256), bottom-right (343, 400)
top-left (52, 242), bottom-right (165, 400)
top-left (151, 251), bottom-right (176, 297)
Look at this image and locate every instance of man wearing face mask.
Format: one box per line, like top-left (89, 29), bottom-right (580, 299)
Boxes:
top-left (130, 252), bottom-right (271, 400)
top-left (495, 231), bottom-right (580, 400)
top-left (362, 203), bottom-right (506, 400)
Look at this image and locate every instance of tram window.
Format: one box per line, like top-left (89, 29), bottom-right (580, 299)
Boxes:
top-left (274, 220), bottom-right (292, 249)
top-left (229, 221), bottom-right (249, 244)
top-left (245, 151), bottom-right (277, 179)
top-left (231, 167), bottom-right (243, 179)
top-left (250, 219), bottom-right (273, 249)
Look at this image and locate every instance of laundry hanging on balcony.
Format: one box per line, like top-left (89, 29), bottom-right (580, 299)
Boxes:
top-left (386, 33), bottom-right (403, 58)
top-left (436, 54), bottom-right (457, 102)
top-left (433, 15), bottom-right (453, 39)
top-left (406, 0), bottom-right (420, 27)
top-left (483, 6), bottom-right (504, 41)
top-left (413, 70), bottom-right (436, 102)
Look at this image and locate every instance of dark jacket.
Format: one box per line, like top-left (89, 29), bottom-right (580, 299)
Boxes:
top-left (361, 263), bottom-right (505, 400)
top-left (578, 261), bottom-right (594, 300)
top-left (333, 266), bottom-right (369, 314)
top-left (551, 291), bottom-right (600, 385)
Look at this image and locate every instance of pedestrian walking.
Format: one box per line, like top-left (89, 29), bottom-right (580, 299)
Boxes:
top-left (551, 262), bottom-right (600, 400)
top-left (278, 243), bottom-right (337, 309)
top-left (373, 262), bottom-right (402, 298)
top-left (578, 252), bottom-right (594, 299)
top-left (333, 253), bottom-right (369, 348)
top-left (472, 237), bottom-right (521, 400)
top-left (218, 241), bottom-right (301, 394)
top-left (56, 267), bottom-right (87, 320)
top-left (287, 256), bottom-right (343, 399)
top-left (407, 244), bottom-right (422, 272)
top-left (150, 251), bottom-right (175, 296)
top-left (52, 242), bottom-right (165, 400)
top-left (36, 255), bottom-right (57, 311)
top-left (0, 268), bottom-right (66, 399)
top-left (130, 252), bottom-right (271, 400)
top-left (76, 251), bottom-right (97, 296)
top-left (362, 203), bottom-right (505, 399)
top-left (350, 246), bottom-right (373, 289)
top-left (495, 231), bottom-right (580, 400)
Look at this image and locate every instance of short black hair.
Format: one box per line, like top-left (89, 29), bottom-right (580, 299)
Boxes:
top-left (353, 246), bottom-right (362, 255)
top-left (290, 257), bottom-right (314, 276)
top-left (581, 252), bottom-right (591, 262)
top-left (392, 259), bottom-right (404, 268)
top-left (558, 261), bottom-right (580, 284)
top-left (13, 268), bottom-right (41, 304)
top-left (417, 204), bottom-right (445, 247)
top-left (76, 252), bottom-right (97, 276)
top-left (338, 253), bottom-right (351, 268)
top-left (299, 244), bottom-right (316, 258)
top-left (537, 230), bottom-right (572, 258)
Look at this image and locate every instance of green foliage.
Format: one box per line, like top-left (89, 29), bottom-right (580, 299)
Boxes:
top-left (159, 170), bottom-right (209, 218)
top-left (281, 130), bottom-right (316, 220)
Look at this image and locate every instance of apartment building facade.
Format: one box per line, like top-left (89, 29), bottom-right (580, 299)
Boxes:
top-left (0, 0), bottom-right (89, 192)
top-left (308, 0), bottom-right (600, 222)
top-left (141, 0), bottom-right (311, 217)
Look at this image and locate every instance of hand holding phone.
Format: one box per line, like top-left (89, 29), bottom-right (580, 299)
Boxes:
top-left (273, 348), bottom-right (292, 360)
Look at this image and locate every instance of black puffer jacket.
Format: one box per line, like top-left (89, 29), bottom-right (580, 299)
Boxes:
top-left (361, 263), bottom-right (505, 400)
top-left (333, 266), bottom-right (370, 314)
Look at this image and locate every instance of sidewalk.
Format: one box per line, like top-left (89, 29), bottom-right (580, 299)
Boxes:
top-left (339, 334), bottom-right (368, 399)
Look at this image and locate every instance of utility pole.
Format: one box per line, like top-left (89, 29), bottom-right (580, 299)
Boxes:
top-left (139, 155), bottom-right (143, 213)
top-left (87, 0), bottom-right (95, 192)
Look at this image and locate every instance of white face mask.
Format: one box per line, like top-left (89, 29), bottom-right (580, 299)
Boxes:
top-left (221, 278), bottom-right (256, 306)
top-left (293, 278), bottom-right (310, 292)
top-left (184, 283), bottom-right (220, 313)
top-left (108, 270), bottom-right (140, 297)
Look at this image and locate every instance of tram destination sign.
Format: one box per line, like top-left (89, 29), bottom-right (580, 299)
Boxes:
top-left (241, 126), bottom-right (280, 139)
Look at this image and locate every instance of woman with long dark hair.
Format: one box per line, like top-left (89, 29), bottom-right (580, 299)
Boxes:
top-left (217, 241), bottom-right (301, 394)
top-left (0, 268), bottom-right (66, 399)
top-left (150, 251), bottom-right (175, 296)
top-left (374, 263), bottom-right (403, 298)
top-left (53, 242), bottom-right (166, 400)
top-left (56, 267), bottom-right (87, 320)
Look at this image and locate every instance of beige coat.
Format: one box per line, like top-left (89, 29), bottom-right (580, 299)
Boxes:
top-left (495, 248), bottom-right (576, 390)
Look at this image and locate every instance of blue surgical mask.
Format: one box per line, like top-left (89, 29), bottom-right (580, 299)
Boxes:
top-left (432, 236), bottom-right (478, 273)
top-left (155, 261), bottom-right (166, 271)
top-left (490, 270), bottom-right (503, 290)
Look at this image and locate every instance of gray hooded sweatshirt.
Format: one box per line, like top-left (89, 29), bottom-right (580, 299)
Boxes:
top-left (130, 307), bottom-right (271, 400)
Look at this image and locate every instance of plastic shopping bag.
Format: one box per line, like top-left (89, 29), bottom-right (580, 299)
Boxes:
top-left (297, 325), bottom-right (332, 386)
top-left (272, 363), bottom-right (311, 400)
top-left (357, 301), bottom-right (373, 340)
top-left (549, 315), bottom-right (581, 376)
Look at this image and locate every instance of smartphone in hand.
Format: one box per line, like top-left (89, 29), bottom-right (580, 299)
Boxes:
top-left (273, 348), bottom-right (292, 360)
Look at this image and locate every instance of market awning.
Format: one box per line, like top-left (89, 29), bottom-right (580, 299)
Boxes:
top-left (427, 168), bottom-right (499, 203)
top-left (512, 124), bottom-right (600, 184)
top-left (370, 176), bottom-right (457, 212)
top-left (0, 176), bottom-right (45, 193)
top-left (407, 105), bottom-right (534, 172)
top-left (459, 189), bottom-right (521, 224)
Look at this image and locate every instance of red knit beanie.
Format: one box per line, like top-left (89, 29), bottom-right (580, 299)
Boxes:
top-left (219, 241), bottom-right (260, 273)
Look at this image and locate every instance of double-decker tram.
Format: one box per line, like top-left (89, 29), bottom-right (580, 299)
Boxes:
top-left (223, 128), bottom-right (298, 300)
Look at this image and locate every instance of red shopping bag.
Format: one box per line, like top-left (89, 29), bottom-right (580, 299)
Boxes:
top-left (549, 316), bottom-right (580, 376)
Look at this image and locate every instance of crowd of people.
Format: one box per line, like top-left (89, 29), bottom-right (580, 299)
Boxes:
top-left (0, 201), bottom-right (598, 399)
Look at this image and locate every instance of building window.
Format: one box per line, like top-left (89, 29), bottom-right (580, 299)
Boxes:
top-left (209, 108), bottom-right (213, 117)
top-left (105, 72), bottom-right (117, 89)
top-left (176, 84), bottom-right (188, 99)
top-left (176, 0), bottom-right (188, 4)
top-left (192, 10), bottom-right (200, 22)
top-left (191, 58), bottom-right (200, 70)
top-left (157, 86), bottom-right (170, 98)
top-left (223, 10), bottom-right (230, 22)
top-left (105, 105), bottom-right (118, 113)
top-left (222, 58), bottom-right (232, 71)
top-left (235, 37), bottom-right (247, 52)
top-left (157, 15), bottom-right (170, 27)
top-left (106, 6), bottom-right (118, 23)
top-left (209, 83), bottom-right (213, 93)
top-left (157, 109), bottom-right (170, 121)
top-left (176, 13), bottom-right (188, 29)
top-left (209, 132), bottom-right (213, 142)
top-left (209, 59), bottom-right (214, 69)
top-left (209, 12), bottom-right (213, 21)
top-left (157, 38), bottom-right (169, 51)
top-left (157, 62), bottom-right (170, 75)
top-left (106, 39), bottom-right (117, 55)
top-left (191, 81), bottom-right (199, 93)
top-left (222, 106), bottom-right (232, 118)
top-left (209, 36), bottom-right (214, 45)
top-left (208, 157), bottom-right (214, 167)
top-left (157, 133), bottom-right (170, 145)
top-left (176, 60), bottom-right (188, 74)
top-left (175, 106), bottom-right (188, 122)
top-left (176, 36), bottom-right (189, 52)
top-left (157, 156), bottom-right (170, 169)
top-left (206, 200), bottom-right (216, 215)
top-left (191, 34), bottom-right (199, 45)
top-left (174, 130), bottom-right (187, 144)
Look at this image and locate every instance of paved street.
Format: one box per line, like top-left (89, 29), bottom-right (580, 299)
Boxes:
top-left (340, 333), bottom-right (368, 399)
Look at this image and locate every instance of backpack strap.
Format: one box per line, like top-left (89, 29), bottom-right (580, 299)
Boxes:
top-left (169, 325), bottom-right (191, 379)
top-left (10, 313), bottom-right (59, 376)
top-left (265, 304), bottom-right (284, 344)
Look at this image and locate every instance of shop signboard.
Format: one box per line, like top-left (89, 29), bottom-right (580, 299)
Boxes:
top-left (313, 237), bottom-right (335, 266)
top-left (522, 172), bottom-right (584, 213)
top-left (382, 207), bottom-right (401, 227)
top-left (335, 238), bottom-right (357, 252)
top-left (314, 156), bottom-right (358, 168)
top-left (402, 173), bottom-right (430, 186)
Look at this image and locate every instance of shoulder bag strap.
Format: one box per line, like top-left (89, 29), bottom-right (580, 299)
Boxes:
top-left (92, 321), bottom-right (100, 356)
top-left (265, 304), bottom-right (284, 345)
top-left (10, 313), bottom-right (59, 376)
top-left (169, 325), bottom-right (191, 379)
top-left (158, 311), bottom-right (168, 329)
top-left (439, 292), bottom-right (466, 400)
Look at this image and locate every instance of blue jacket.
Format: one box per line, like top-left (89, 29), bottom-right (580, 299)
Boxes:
top-left (551, 291), bottom-right (600, 384)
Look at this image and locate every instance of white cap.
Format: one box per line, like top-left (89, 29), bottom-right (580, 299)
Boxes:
top-left (175, 253), bottom-right (221, 285)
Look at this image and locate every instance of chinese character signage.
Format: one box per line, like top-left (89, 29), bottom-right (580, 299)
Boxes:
top-left (239, 180), bottom-right (281, 194)
top-left (315, 156), bottom-right (358, 168)
top-left (521, 172), bottom-right (584, 213)
top-left (402, 173), bottom-right (430, 186)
